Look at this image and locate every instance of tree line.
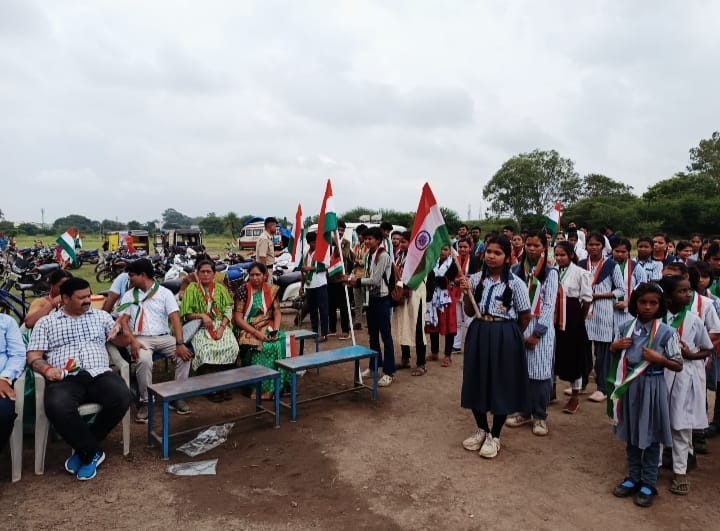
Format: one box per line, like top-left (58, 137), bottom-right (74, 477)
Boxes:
top-left (3, 132), bottom-right (718, 240)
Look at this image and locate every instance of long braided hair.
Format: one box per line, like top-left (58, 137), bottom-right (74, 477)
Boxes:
top-left (473, 235), bottom-right (513, 310)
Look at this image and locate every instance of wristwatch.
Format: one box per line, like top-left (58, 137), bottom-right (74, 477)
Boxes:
top-left (176, 339), bottom-right (184, 345)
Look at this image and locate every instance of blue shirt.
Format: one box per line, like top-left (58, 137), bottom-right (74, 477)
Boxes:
top-left (0, 314), bottom-right (27, 380)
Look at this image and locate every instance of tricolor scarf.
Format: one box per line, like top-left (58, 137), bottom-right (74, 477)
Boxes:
top-left (686, 291), bottom-right (704, 319)
top-left (523, 254), bottom-right (546, 317)
top-left (581, 257), bottom-right (616, 316)
top-left (663, 308), bottom-right (687, 340)
top-left (243, 283), bottom-right (274, 322)
top-left (618, 259), bottom-right (633, 302)
top-left (199, 282), bottom-right (220, 320)
top-left (607, 318), bottom-right (660, 425)
top-left (117, 281), bottom-right (160, 333)
top-left (457, 254), bottom-right (470, 275)
top-left (710, 280), bottom-right (720, 299)
top-left (555, 267), bottom-right (569, 331)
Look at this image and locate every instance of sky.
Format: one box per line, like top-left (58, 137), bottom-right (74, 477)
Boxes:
top-left (2, 0), bottom-right (719, 226)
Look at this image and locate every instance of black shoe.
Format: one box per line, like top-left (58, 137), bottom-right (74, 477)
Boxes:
top-left (661, 447), bottom-right (673, 470)
top-left (633, 485), bottom-right (657, 507)
top-left (687, 451), bottom-right (698, 471)
top-left (613, 478), bottom-right (640, 498)
top-left (706, 424), bottom-right (719, 438)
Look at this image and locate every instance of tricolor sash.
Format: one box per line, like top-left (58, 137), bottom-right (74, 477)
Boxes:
top-left (686, 291), bottom-right (704, 319)
top-left (116, 281), bottom-right (160, 333)
top-left (524, 255), bottom-right (546, 317)
top-left (244, 283), bottom-right (274, 322)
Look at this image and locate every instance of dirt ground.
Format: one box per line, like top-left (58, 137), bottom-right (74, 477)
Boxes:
top-left (2, 313), bottom-right (720, 530)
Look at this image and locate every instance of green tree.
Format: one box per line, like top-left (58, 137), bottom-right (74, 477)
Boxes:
top-left (379, 209), bottom-right (415, 230)
top-left (484, 149), bottom-right (582, 224)
top-left (100, 219), bottom-right (125, 231)
top-left (340, 206), bottom-right (376, 221)
top-left (581, 173), bottom-right (634, 198)
top-left (161, 208), bottom-right (194, 229)
top-left (224, 212), bottom-right (242, 239)
top-left (127, 220), bottom-right (143, 230)
top-left (642, 173), bottom-right (718, 202)
top-left (687, 131), bottom-right (720, 179)
top-left (440, 207), bottom-right (461, 235)
top-left (17, 223), bottom-right (41, 235)
top-left (52, 215), bottom-right (99, 233)
top-left (199, 212), bottom-right (225, 235)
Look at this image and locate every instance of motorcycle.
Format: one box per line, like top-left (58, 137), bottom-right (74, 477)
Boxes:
top-left (96, 255), bottom-right (131, 283)
top-left (5, 257), bottom-right (60, 296)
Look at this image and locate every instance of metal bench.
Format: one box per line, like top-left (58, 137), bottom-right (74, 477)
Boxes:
top-left (147, 365), bottom-right (280, 459)
top-left (275, 345), bottom-right (378, 421)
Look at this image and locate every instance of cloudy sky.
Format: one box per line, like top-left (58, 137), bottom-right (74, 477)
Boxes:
top-left (2, 0), bottom-right (719, 226)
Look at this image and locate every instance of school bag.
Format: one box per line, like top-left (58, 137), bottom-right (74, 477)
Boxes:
top-left (375, 248), bottom-right (407, 305)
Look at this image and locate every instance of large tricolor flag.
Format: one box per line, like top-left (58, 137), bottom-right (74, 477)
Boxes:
top-left (314, 179), bottom-right (338, 266)
top-left (288, 203), bottom-right (303, 263)
top-left (401, 183), bottom-right (451, 290)
top-left (544, 202), bottom-right (562, 236)
top-left (56, 228), bottom-right (78, 264)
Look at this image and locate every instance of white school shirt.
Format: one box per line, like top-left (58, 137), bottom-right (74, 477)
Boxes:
top-left (119, 285), bottom-right (178, 336)
top-left (558, 263), bottom-right (593, 302)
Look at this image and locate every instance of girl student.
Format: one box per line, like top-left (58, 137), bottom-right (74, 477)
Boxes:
top-left (510, 234), bottom-right (525, 265)
top-left (425, 244), bottom-right (459, 367)
top-left (458, 236), bottom-right (532, 459)
top-left (580, 231), bottom-right (626, 403)
top-left (609, 283), bottom-right (682, 508)
top-left (636, 237), bottom-right (663, 281)
top-left (659, 275), bottom-right (714, 496)
top-left (611, 238), bottom-right (647, 333)
top-left (452, 238), bottom-right (481, 355)
top-left (505, 230), bottom-right (559, 436)
top-left (675, 240), bottom-right (695, 265)
top-left (689, 233), bottom-right (703, 262)
top-left (554, 241), bottom-right (593, 413)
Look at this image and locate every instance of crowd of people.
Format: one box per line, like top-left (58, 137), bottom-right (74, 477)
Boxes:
top-left (1, 218), bottom-right (720, 507)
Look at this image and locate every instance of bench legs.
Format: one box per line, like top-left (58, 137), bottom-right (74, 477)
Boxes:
top-left (147, 393), bottom-right (154, 447)
top-left (290, 371), bottom-right (298, 422)
top-left (372, 356), bottom-right (378, 400)
top-left (162, 400), bottom-right (170, 459)
top-left (274, 376), bottom-right (280, 427)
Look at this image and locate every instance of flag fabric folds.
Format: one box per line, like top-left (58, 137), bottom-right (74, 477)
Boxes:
top-left (314, 179), bottom-right (338, 266)
top-left (288, 203), bottom-right (303, 263)
top-left (544, 202), bottom-right (562, 236)
top-left (56, 228), bottom-right (78, 264)
top-left (401, 183), bottom-right (451, 290)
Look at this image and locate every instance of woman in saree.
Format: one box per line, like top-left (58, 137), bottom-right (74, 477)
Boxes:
top-left (180, 259), bottom-right (239, 401)
top-left (233, 262), bottom-right (290, 399)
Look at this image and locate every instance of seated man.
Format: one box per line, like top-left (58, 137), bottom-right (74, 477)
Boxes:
top-left (117, 259), bottom-right (192, 422)
top-left (0, 314), bottom-right (26, 453)
top-left (26, 277), bottom-right (132, 481)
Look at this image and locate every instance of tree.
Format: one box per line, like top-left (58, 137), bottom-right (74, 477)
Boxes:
top-left (199, 212), bottom-right (225, 235)
top-left (127, 220), bottom-right (143, 230)
top-left (17, 223), bottom-right (41, 235)
top-left (581, 173), bottom-right (634, 198)
top-left (687, 131), bottom-right (720, 180)
top-left (100, 219), bottom-right (125, 231)
top-left (379, 209), bottom-right (415, 230)
top-left (52, 215), bottom-right (99, 233)
top-left (161, 208), bottom-right (194, 229)
top-left (483, 149), bottom-right (582, 224)
top-left (340, 206), bottom-right (376, 221)
top-left (224, 212), bottom-right (242, 239)
top-left (440, 207), bottom-right (461, 234)
top-left (642, 173), bottom-right (718, 202)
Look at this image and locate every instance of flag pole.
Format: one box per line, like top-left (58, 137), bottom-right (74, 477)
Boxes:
top-left (333, 229), bottom-right (356, 346)
top-left (452, 254), bottom-right (481, 318)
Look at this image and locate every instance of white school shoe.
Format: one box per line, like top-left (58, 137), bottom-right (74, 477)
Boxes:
top-left (532, 419), bottom-right (549, 436)
top-left (360, 368), bottom-right (372, 378)
top-left (504, 413), bottom-right (531, 428)
top-left (378, 374), bottom-right (395, 387)
top-left (462, 429), bottom-right (487, 451)
top-left (588, 391), bottom-right (607, 402)
top-left (479, 436), bottom-right (501, 459)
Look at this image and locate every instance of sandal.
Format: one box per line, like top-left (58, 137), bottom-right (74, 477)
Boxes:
top-left (669, 478), bottom-right (690, 496)
top-left (411, 366), bottom-right (427, 376)
top-left (441, 356), bottom-right (452, 367)
top-left (428, 354), bottom-right (439, 361)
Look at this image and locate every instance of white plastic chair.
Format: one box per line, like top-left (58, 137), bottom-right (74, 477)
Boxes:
top-left (8, 371), bottom-right (25, 482)
top-left (34, 344), bottom-right (131, 475)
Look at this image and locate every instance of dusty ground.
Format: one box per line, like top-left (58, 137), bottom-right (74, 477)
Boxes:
top-left (2, 313), bottom-right (720, 530)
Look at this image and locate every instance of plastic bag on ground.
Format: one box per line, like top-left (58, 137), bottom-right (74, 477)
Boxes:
top-left (176, 423), bottom-right (235, 457)
top-left (167, 459), bottom-right (218, 476)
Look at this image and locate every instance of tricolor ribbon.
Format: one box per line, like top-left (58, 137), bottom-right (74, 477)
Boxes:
top-left (524, 255), bottom-right (546, 317)
top-left (116, 281), bottom-right (160, 333)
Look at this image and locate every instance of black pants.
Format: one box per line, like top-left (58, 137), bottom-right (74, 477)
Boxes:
top-left (401, 302), bottom-right (427, 366)
top-left (0, 395), bottom-right (15, 452)
top-left (430, 333), bottom-right (455, 356)
top-left (328, 282), bottom-right (351, 334)
top-left (45, 371), bottom-right (133, 463)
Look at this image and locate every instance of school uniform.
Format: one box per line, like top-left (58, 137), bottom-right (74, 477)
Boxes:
top-left (613, 259), bottom-right (647, 331)
top-left (637, 259), bottom-right (663, 282)
top-left (579, 258), bottom-right (626, 394)
top-left (461, 272), bottom-right (531, 415)
top-left (664, 310), bottom-right (712, 475)
top-left (612, 318), bottom-right (681, 489)
top-left (511, 260), bottom-right (558, 420)
top-left (555, 263), bottom-right (593, 385)
top-left (452, 254), bottom-right (481, 351)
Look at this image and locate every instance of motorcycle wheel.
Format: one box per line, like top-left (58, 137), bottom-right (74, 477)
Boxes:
top-left (96, 269), bottom-right (115, 283)
top-left (94, 262), bottom-right (104, 273)
top-left (70, 260), bottom-right (82, 270)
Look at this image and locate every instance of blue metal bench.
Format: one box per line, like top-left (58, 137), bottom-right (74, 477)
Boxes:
top-left (274, 345), bottom-right (378, 421)
top-left (147, 365), bottom-right (280, 459)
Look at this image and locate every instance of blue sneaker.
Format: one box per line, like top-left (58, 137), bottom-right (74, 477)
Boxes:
top-left (76, 451), bottom-right (106, 481)
top-left (64, 452), bottom-right (82, 474)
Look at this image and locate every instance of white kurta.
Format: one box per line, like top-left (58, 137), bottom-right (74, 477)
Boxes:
top-left (393, 280), bottom-right (427, 347)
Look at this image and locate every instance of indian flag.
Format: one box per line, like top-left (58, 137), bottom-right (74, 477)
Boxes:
top-left (314, 179), bottom-right (338, 266)
top-left (74, 230), bottom-right (83, 249)
top-left (288, 203), bottom-right (303, 263)
top-left (402, 183), bottom-right (451, 290)
top-left (327, 255), bottom-right (344, 277)
top-left (544, 202), bottom-right (562, 236)
top-left (56, 228), bottom-right (78, 264)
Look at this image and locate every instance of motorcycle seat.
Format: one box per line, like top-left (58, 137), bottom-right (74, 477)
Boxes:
top-left (18, 283), bottom-right (35, 291)
top-left (36, 263), bottom-right (60, 275)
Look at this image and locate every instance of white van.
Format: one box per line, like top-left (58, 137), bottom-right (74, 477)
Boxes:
top-left (238, 222), bottom-right (282, 250)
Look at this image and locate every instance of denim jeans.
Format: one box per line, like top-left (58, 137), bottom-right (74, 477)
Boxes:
top-left (627, 442), bottom-right (660, 488)
top-left (367, 296), bottom-right (395, 376)
top-left (0, 395), bottom-right (15, 452)
top-left (45, 371), bottom-right (133, 463)
top-left (306, 285), bottom-right (329, 337)
top-left (524, 378), bottom-right (552, 420)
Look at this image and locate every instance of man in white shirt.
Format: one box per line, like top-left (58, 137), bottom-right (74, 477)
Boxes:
top-left (117, 259), bottom-right (192, 422)
top-left (301, 231), bottom-right (329, 341)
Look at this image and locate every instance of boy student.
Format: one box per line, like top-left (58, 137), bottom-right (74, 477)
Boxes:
top-left (301, 231), bottom-right (329, 342)
top-left (470, 226), bottom-right (484, 258)
top-left (345, 227), bottom-right (396, 387)
top-left (636, 237), bottom-right (663, 281)
top-left (675, 240), bottom-right (695, 265)
top-left (652, 232), bottom-right (677, 265)
top-left (611, 238), bottom-right (647, 331)
top-left (453, 224), bottom-right (469, 251)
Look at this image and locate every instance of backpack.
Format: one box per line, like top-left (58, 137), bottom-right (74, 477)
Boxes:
top-left (375, 249), bottom-right (408, 305)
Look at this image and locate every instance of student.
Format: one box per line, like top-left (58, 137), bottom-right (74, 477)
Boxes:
top-left (554, 241), bottom-right (593, 413)
top-left (609, 283), bottom-right (682, 508)
top-left (459, 236), bottom-right (532, 459)
top-left (350, 224), bottom-right (369, 330)
top-left (689, 233), bottom-right (703, 262)
top-left (612, 238), bottom-right (647, 332)
top-left (580, 232), bottom-right (625, 403)
top-left (506, 230), bottom-right (559, 435)
top-left (470, 226), bottom-right (484, 258)
top-left (675, 240), bottom-right (695, 265)
top-left (567, 230), bottom-right (587, 262)
top-left (510, 234), bottom-right (525, 265)
top-left (658, 275), bottom-right (713, 496)
top-left (425, 245), bottom-right (459, 367)
top-left (452, 238), bottom-right (481, 355)
top-left (452, 224), bottom-right (469, 251)
top-left (502, 225), bottom-right (515, 239)
top-left (652, 233), bottom-right (675, 265)
top-left (301, 231), bottom-right (329, 342)
top-left (636, 237), bottom-right (663, 281)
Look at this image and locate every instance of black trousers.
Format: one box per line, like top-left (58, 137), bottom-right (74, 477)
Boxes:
top-left (401, 301), bottom-right (427, 366)
top-left (328, 282), bottom-right (351, 334)
top-left (45, 371), bottom-right (132, 462)
top-left (0, 395), bottom-right (15, 452)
